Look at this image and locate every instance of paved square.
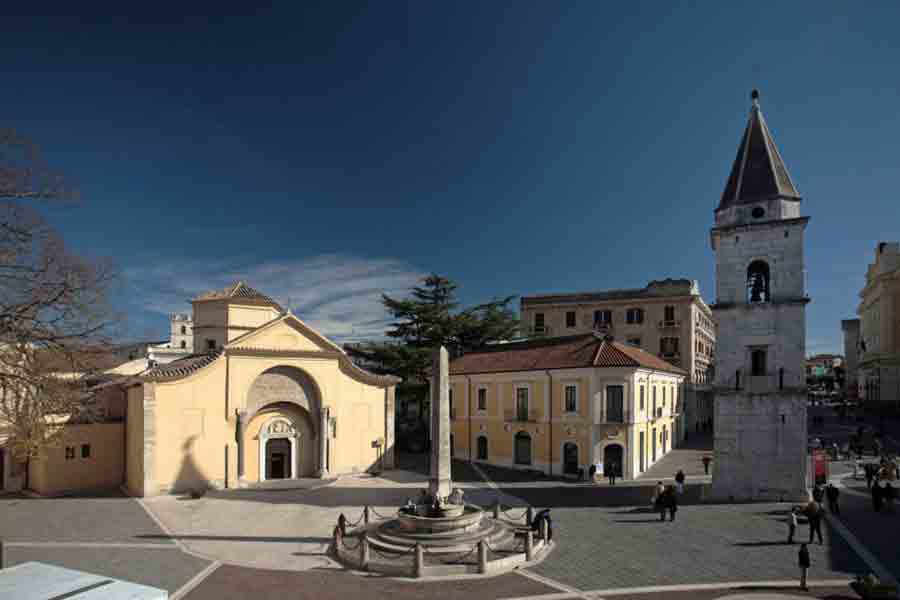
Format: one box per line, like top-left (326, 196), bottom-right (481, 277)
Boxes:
top-left (526, 503), bottom-right (868, 591)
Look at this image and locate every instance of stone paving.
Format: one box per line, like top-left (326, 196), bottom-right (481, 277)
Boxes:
top-left (525, 502), bottom-right (868, 592)
top-left (0, 491), bottom-right (211, 594)
top-left (639, 432), bottom-right (714, 480)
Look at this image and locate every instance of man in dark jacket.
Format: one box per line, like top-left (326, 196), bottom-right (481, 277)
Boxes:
top-left (825, 483), bottom-right (840, 515)
top-left (798, 543), bottom-right (810, 590)
top-left (807, 504), bottom-right (823, 544)
top-left (667, 486), bottom-right (678, 521)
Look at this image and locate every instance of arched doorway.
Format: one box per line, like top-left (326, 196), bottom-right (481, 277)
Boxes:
top-left (243, 366), bottom-right (324, 482)
top-left (563, 442), bottom-right (579, 475)
top-left (514, 432), bottom-right (532, 465)
top-left (603, 444), bottom-right (623, 477)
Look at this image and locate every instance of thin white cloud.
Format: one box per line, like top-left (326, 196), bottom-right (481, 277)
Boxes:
top-left (124, 254), bottom-right (426, 343)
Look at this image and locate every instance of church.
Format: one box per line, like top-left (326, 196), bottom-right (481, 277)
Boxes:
top-left (121, 282), bottom-right (399, 496)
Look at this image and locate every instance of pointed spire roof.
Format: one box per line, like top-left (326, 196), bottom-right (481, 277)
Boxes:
top-left (718, 89), bottom-right (800, 211)
top-left (192, 281), bottom-right (283, 310)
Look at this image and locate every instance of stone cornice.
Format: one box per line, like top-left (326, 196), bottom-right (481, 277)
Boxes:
top-left (711, 216), bottom-right (809, 237)
top-left (710, 297), bottom-right (811, 310)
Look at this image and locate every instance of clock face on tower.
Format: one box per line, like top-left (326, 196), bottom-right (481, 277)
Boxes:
top-left (752, 206), bottom-right (765, 219)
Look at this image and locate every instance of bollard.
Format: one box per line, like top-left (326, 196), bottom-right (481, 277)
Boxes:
top-left (359, 532), bottom-right (370, 571)
top-left (526, 506), bottom-right (533, 526)
top-left (478, 540), bottom-right (488, 574)
top-left (492, 500), bottom-right (500, 520)
top-left (414, 543), bottom-right (424, 578)
top-left (539, 517), bottom-right (548, 544)
top-left (364, 506), bottom-right (370, 526)
top-left (525, 529), bottom-right (534, 561)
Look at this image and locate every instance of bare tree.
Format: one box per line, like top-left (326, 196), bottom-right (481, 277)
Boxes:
top-left (0, 128), bottom-right (116, 461)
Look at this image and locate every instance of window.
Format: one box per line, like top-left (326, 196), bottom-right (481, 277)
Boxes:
top-left (626, 337), bottom-right (641, 348)
top-left (564, 384), bottom-right (577, 413)
top-left (752, 206), bottom-right (765, 219)
top-left (593, 310), bottom-right (612, 328)
top-left (65, 447), bottom-right (75, 460)
top-left (449, 389), bottom-right (454, 418)
top-left (639, 386), bottom-right (645, 411)
top-left (663, 386), bottom-right (667, 407)
top-left (565, 311), bottom-right (576, 328)
top-left (477, 436), bottom-right (488, 460)
top-left (747, 260), bottom-right (771, 303)
top-left (477, 388), bottom-right (487, 411)
top-left (180, 340), bottom-right (186, 349)
top-left (652, 386), bottom-right (657, 415)
top-left (664, 306), bottom-right (676, 322)
top-left (515, 432), bottom-right (532, 465)
top-left (605, 386), bottom-right (624, 423)
top-left (534, 313), bottom-right (545, 332)
top-left (660, 337), bottom-right (679, 356)
top-left (516, 387), bottom-right (529, 421)
top-left (626, 308), bottom-right (644, 324)
top-left (751, 348), bottom-right (767, 376)
top-left (180, 325), bottom-right (187, 335)
top-left (206, 339), bottom-right (216, 351)
top-left (81, 444), bottom-right (91, 459)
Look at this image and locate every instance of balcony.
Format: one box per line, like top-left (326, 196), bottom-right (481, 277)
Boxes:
top-left (592, 322), bottom-right (612, 332)
top-left (504, 410), bottom-right (538, 423)
top-left (658, 320), bottom-right (682, 330)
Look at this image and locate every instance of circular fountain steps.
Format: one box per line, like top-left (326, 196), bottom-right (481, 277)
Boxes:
top-left (367, 519), bottom-right (515, 555)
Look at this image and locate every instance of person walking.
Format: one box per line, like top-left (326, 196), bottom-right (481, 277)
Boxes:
top-left (825, 483), bottom-right (840, 515)
top-left (798, 543), bottom-right (811, 591)
top-left (787, 507), bottom-right (798, 544)
top-left (607, 461), bottom-right (617, 485)
top-left (657, 487), bottom-right (669, 522)
top-left (807, 505), bottom-right (823, 545)
top-left (702, 455), bottom-right (711, 475)
top-left (865, 463), bottom-right (875, 489)
top-left (812, 483), bottom-right (824, 505)
top-left (675, 469), bottom-right (686, 494)
top-left (667, 486), bottom-right (678, 521)
top-left (588, 463), bottom-right (597, 483)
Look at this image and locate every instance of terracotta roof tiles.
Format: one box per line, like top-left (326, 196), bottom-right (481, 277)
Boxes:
top-left (450, 333), bottom-right (685, 376)
top-left (193, 281), bottom-right (282, 309)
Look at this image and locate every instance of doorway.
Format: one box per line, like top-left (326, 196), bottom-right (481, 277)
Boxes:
top-left (514, 432), bottom-right (532, 465)
top-left (651, 428), bottom-right (657, 462)
top-left (266, 438), bottom-right (292, 480)
top-left (639, 431), bottom-right (645, 473)
top-left (603, 444), bottom-right (623, 477)
top-left (563, 443), bottom-right (579, 475)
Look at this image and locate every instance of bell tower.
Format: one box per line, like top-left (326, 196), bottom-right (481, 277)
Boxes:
top-left (710, 90), bottom-right (810, 502)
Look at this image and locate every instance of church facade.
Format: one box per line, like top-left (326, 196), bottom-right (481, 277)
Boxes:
top-left (710, 91), bottom-right (809, 502)
top-left (124, 282), bottom-right (399, 496)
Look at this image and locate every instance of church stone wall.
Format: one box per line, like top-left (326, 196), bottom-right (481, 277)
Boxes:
top-left (712, 392), bottom-right (808, 501)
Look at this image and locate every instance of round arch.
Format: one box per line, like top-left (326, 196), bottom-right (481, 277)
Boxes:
top-left (602, 443), bottom-right (624, 478)
top-left (258, 416), bottom-right (300, 482)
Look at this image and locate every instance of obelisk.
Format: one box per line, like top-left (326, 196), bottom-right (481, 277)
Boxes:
top-left (429, 346), bottom-right (452, 499)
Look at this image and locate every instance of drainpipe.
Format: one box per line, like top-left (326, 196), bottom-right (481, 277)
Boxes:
top-left (546, 370), bottom-right (553, 477)
top-left (466, 376), bottom-right (473, 462)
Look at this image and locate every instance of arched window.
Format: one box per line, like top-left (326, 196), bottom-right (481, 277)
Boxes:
top-left (477, 436), bottom-right (488, 460)
top-left (746, 260), bottom-right (771, 303)
top-left (180, 325), bottom-right (187, 335)
top-left (514, 432), bottom-right (532, 465)
top-left (180, 340), bottom-right (186, 349)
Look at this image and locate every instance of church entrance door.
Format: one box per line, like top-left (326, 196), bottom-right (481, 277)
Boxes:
top-left (266, 438), bottom-right (292, 480)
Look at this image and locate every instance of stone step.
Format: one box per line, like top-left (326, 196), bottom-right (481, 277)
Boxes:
top-left (368, 526), bottom-right (514, 555)
top-left (373, 523), bottom-right (511, 549)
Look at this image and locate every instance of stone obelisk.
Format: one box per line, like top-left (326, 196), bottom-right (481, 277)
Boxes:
top-left (429, 346), bottom-right (452, 499)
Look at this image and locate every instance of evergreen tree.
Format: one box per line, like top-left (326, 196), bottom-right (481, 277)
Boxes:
top-left (345, 274), bottom-right (518, 385)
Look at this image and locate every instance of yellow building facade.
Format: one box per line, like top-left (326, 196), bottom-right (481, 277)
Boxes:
top-left (124, 282), bottom-right (399, 496)
top-left (449, 334), bottom-right (684, 479)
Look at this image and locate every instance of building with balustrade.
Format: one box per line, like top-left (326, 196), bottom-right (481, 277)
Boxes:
top-left (519, 279), bottom-right (715, 441)
top-left (448, 333), bottom-right (685, 480)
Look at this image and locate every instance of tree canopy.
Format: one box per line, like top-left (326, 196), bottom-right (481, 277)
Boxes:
top-left (345, 274), bottom-right (518, 385)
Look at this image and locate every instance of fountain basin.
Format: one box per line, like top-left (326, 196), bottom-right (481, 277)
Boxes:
top-left (396, 504), bottom-right (483, 534)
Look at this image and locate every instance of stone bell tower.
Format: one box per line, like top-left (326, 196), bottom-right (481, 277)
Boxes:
top-left (710, 90), bottom-right (809, 502)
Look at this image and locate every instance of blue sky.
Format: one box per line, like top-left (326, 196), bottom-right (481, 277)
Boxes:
top-left (3, 3), bottom-right (898, 353)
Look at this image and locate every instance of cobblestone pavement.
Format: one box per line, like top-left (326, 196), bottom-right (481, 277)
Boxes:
top-left (182, 565), bottom-right (556, 600)
top-left (0, 491), bottom-right (211, 594)
top-left (501, 585), bottom-right (858, 600)
top-left (524, 503), bottom-right (867, 592)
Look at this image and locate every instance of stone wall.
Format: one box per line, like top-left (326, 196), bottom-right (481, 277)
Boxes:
top-left (711, 392), bottom-right (808, 502)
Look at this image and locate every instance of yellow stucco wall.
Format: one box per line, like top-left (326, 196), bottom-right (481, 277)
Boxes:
top-left (29, 423), bottom-right (124, 496)
top-left (125, 386), bottom-right (144, 496)
top-left (227, 304), bottom-right (281, 341)
top-left (136, 316), bottom-right (391, 494)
